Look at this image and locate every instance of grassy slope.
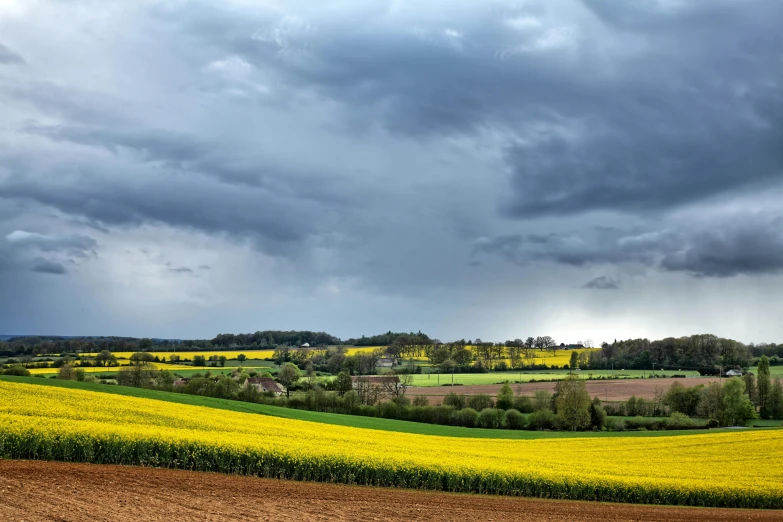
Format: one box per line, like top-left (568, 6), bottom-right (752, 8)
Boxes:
top-left (3, 375), bottom-right (776, 439)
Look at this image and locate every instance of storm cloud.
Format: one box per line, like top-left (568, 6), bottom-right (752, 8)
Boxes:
top-left (0, 0), bottom-right (782, 342)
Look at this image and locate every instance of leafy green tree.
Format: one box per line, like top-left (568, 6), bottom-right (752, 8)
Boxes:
top-left (569, 351), bottom-right (579, 370)
top-left (589, 396), bottom-right (606, 429)
top-left (664, 381), bottom-right (702, 416)
top-left (453, 348), bottom-right (473, 365)
top-left (768, 378), bottom-right (783, 420)
top-left (555, 375), bottom-right (591, 431)
top-left (137, 338), bottom-right (153, 351)
top-left (130, 352), bottom-right (155, 365)
top-left (697, 381), bottom-right (724, 422)
top-left (218, 355), bottom-right (227, 367)
top-left (757, 356), bottom-right (772, 418)
top-left (496, 383), bottom-right (514, 410)
top-left (721, 377), bottom-right (757, 427)
top-left (335, 370), bottom-right (353, 396)
top-left (743, 372), bottom-right (757, 406)
top-left (193, 355), bottom-right (206, 367)
top-left (94, 350), bottom-right (118, 367)
top-left (277, 363), bottom-right (300, 398)
top-left (237, 354), bottom-right (247, 364)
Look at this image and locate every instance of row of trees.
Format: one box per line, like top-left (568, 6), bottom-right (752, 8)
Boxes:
top-left (594, 334), bottom-right (754, 371)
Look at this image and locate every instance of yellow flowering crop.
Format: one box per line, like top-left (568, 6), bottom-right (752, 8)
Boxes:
top-left (81, 347), bottom-right (380, 360)
top-left (0, 381), bottom-right (781, 508)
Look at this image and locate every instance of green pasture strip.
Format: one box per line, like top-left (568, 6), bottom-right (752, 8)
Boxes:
top-left (410, 369), bottom-right (702, 387)
top-left (2, 376), bottom-right (775, 439)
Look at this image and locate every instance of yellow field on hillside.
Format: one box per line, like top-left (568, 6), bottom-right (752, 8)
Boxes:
top-left (27, 364), bottom-right (210, 375)
top-left (81, 346), bottom-right (381, 360)
top-left (402, 347), bottom-right (601, 367)
top-left (1, 381), bottom-right (781, 508)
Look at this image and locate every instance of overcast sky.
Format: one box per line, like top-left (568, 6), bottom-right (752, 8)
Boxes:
top-left (1, 0), bottom-right (782, 344)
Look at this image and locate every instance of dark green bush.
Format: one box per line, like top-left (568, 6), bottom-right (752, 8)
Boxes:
top-left (504, 409), bottom-right (526, 429)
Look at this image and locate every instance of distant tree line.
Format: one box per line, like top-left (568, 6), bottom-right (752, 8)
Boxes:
top-left (343, 331), bottom-right (433, 347)
top-left (591, 334), bottom-right (776, 371)
top-left (3, 332), bottom-right (782, 375)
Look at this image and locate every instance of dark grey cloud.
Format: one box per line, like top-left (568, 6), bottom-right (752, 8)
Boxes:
top-left (6, 230), bottom-right (96, 257)
top-left (1, 230), bottom-right (96, 276)
top-left (0, 167), bottom-right (323, 255)
top-left (1, 0), bottom-right (783, 342)
top-left (31, 259), bottom-right (67, 275)
top-left (168, 266), bottom-right (193, 274)
top-left (583, 276), bottom-right (619, 290)
top-left (474, 214), bottom-right (783, 277)
top-left (0, 43), bottom-right (24, 64)
top-left (168, 0), bottom-right (783, 217)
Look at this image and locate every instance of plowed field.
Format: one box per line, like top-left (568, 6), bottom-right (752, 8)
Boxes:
top-left (408, 377), bottom-right (719, 404)
top-left (1, 460), bottom-right (779, 522)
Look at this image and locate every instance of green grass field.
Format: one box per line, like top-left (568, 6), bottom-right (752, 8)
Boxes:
top-left (2, 375), bottom-right (776, 439)
top-left (409, 369), bottom-right (701, 387)
top-left (749, 365), bottom-right (783, 377)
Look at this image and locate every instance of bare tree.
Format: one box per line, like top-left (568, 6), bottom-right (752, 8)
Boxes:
top-left (383, 374), bottom-right (413, 400)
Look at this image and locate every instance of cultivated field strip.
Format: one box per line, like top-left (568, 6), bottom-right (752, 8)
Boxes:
top-left (1, 381), bottom-right (781, 508)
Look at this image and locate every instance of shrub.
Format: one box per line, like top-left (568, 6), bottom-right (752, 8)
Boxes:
top-left (512, 395), bottom-right (534, 413)
top-left (443, 392), bottom-right (466, 410)
top-left (504, 409), bottom-right (526, 430)
top-left (665, 412), bottom-right (694, 430)
top-left (477, 408), bottom-right (503, 429)
top-left (605, 417), bottom-right (626, 431)
top-left (57, 364), bottom-right (77, 380)
top-left (528, 409), bottom-right (556, 430)
top-left (625, 416), bottom-right (663, 431)
top-left (412, 395), bottom-right (429, 407)
top-left (380, 401), bottom-right (398, 419)
top-left (452, 407), bottom-right (478, 427)
top-left (2, 365), bottom-right (31, 377)
top-left (467, 394), bottom-right (493, 411)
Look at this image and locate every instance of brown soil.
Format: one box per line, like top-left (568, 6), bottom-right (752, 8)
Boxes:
top-left (1, 460), bottom-right (779, 522)
top-left (408, 377), bottom-right (719, 404)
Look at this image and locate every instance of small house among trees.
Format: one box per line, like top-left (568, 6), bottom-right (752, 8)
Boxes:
top-left (244, 377), bottom-right (285, 395)
top-left (725, 369), bottom-right (743, 377)
top-left (376, 358), bottom-right (396, 369)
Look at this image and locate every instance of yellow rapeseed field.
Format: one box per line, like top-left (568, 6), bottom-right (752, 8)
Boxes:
top-left (82, 347), bottom-right (381, 360)
top-left (26, 363), bottom-right (225, 375)
top-left (0, 381), bottom-right (781, 507)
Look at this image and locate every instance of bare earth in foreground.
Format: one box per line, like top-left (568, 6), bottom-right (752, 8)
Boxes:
top-left (408, 377), bottom-right (720, 404)
top-left (1, 460), bottom-right (780, 522)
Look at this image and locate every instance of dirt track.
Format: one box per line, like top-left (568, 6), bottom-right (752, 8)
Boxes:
top-left (1, 460), bottom-right (779, 521)
top-left (408, 377), bottom-right (719, 405)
